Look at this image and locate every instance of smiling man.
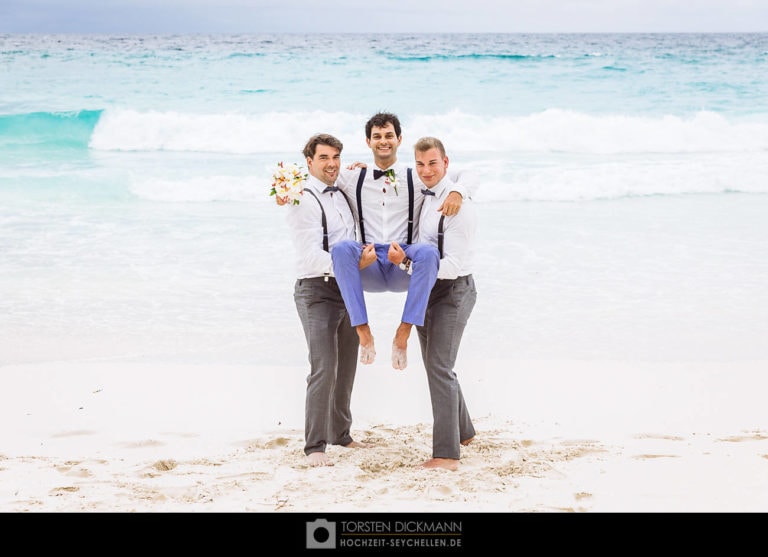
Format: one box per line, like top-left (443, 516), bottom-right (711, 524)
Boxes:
top-left (411, 136), bottom-right (478, 471)
top-left (286, 133), bottom-right (372, 467)
top-left (331, 112), bottom-right (470, 369)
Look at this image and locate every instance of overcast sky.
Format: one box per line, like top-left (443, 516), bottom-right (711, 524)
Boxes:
top-left (1, 0), bottom-right (766, 34)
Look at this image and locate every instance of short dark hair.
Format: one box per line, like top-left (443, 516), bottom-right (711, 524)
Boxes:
top-left (365, 112), bottom-right (402, 139)
top-left (302, 133), bottom-right (344, 159)
top-left (414, 136), bottom-right (446, 158)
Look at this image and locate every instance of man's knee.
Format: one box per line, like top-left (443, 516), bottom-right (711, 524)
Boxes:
top-left (409, 243), bottom-right (439, 265)
top-left (331, 240), bottom-right (361, 261)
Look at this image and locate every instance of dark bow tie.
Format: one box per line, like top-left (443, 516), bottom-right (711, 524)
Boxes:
top-left (421, 188), bottom-right (436, 196)
top-left (373, 169), bottom-right (389, 180)
top-left (323, 186), bottom-right (339, 193)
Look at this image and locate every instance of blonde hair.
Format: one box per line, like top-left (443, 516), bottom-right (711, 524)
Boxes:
top-left (414, 136), bottom-right (446, 158)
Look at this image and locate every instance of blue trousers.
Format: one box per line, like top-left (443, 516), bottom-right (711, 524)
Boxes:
top-left (331, 240), bottom-right (440, 327)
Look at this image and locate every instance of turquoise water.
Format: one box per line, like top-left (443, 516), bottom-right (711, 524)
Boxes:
top-left (1, 33), bottom-right (767, 366)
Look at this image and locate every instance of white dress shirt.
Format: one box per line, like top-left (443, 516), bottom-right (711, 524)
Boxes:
top-left (286, 175), bottom-right (357, 279)
top-left (336, 161), bottom-right (470, 245)
top-left (417, 177), bottom-right (477, 280)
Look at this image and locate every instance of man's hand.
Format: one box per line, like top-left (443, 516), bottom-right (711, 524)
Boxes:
top-left (359, 243), bottom-right (377, 270)
top-left (387, 241), bottom-right (407, 265)
top-left (437, 191), bottom-right (462, 216)
top-left (347, 161), bottom-right (368, 170)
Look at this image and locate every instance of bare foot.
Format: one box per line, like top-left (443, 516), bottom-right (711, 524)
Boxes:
top-left (357, 324), bottom-right (376, 364)
top-left (391, 340), bottom-right (407, 370)
top-left (343, 441), bottom-right (373, 449)
top-left (421, 458), bottom-right (459, 471)
top-left (461, 436), bottom-right (475, 446)
top-left (307, 452), bottom-right (333, 467)
top-left (391, 322), bottom-right (413, 370)
top-left (360, 344), bottom-right (376, 365)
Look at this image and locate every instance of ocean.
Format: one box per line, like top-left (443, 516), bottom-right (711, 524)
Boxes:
top-left (2, 32), bottom-right (768, 370)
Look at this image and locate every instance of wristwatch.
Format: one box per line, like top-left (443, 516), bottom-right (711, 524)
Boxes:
top-left (399, 258), bottom-right (412, 273)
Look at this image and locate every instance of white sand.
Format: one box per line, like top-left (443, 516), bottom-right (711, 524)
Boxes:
top-left (3, 195), bottom-right (767, 514)
top-left (2, 357), bottom-right (766, 513)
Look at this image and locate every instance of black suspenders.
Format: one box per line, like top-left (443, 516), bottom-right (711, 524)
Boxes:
top-left (303, 189), bottom-right (329, 251)
top-left (355, 167), bottom-right (415, 245)
top-left (355, 168), bottom-right (367, 243)
top-left (304, 188), bottom-right (354, 252)
top-left (311, 174), bottom-right (446, 258)
top-left (437, 215), bottom-right (445, 259)
top-left (406, 168), bottom-right (414, 244)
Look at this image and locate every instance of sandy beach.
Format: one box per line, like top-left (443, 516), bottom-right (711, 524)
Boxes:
top-left (2, 357), bottom-right (766, 514)
top-left (3, 32), bottom-right (768, 533)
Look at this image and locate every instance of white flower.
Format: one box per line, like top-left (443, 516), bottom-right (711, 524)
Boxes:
top-left (270, 161), bottom-right (307, 205)
top-left (383, 168), bottom-right (398, 196)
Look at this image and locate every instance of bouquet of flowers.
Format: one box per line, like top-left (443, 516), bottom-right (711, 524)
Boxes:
top-left (270, 161), bottom-right (307, 205)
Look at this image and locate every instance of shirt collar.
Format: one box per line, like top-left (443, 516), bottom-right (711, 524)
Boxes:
top-left (427, 176), bottom-right (451, 198)
top-left (374, 159), bottom-right (400, 173)
top-left (307, 174), bottom-right (332, 193)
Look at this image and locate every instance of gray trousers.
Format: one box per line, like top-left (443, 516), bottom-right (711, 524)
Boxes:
top-left (294, 276), bottom-right (360, 455)
top-left (416, 274), bottom-right (477, 460)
